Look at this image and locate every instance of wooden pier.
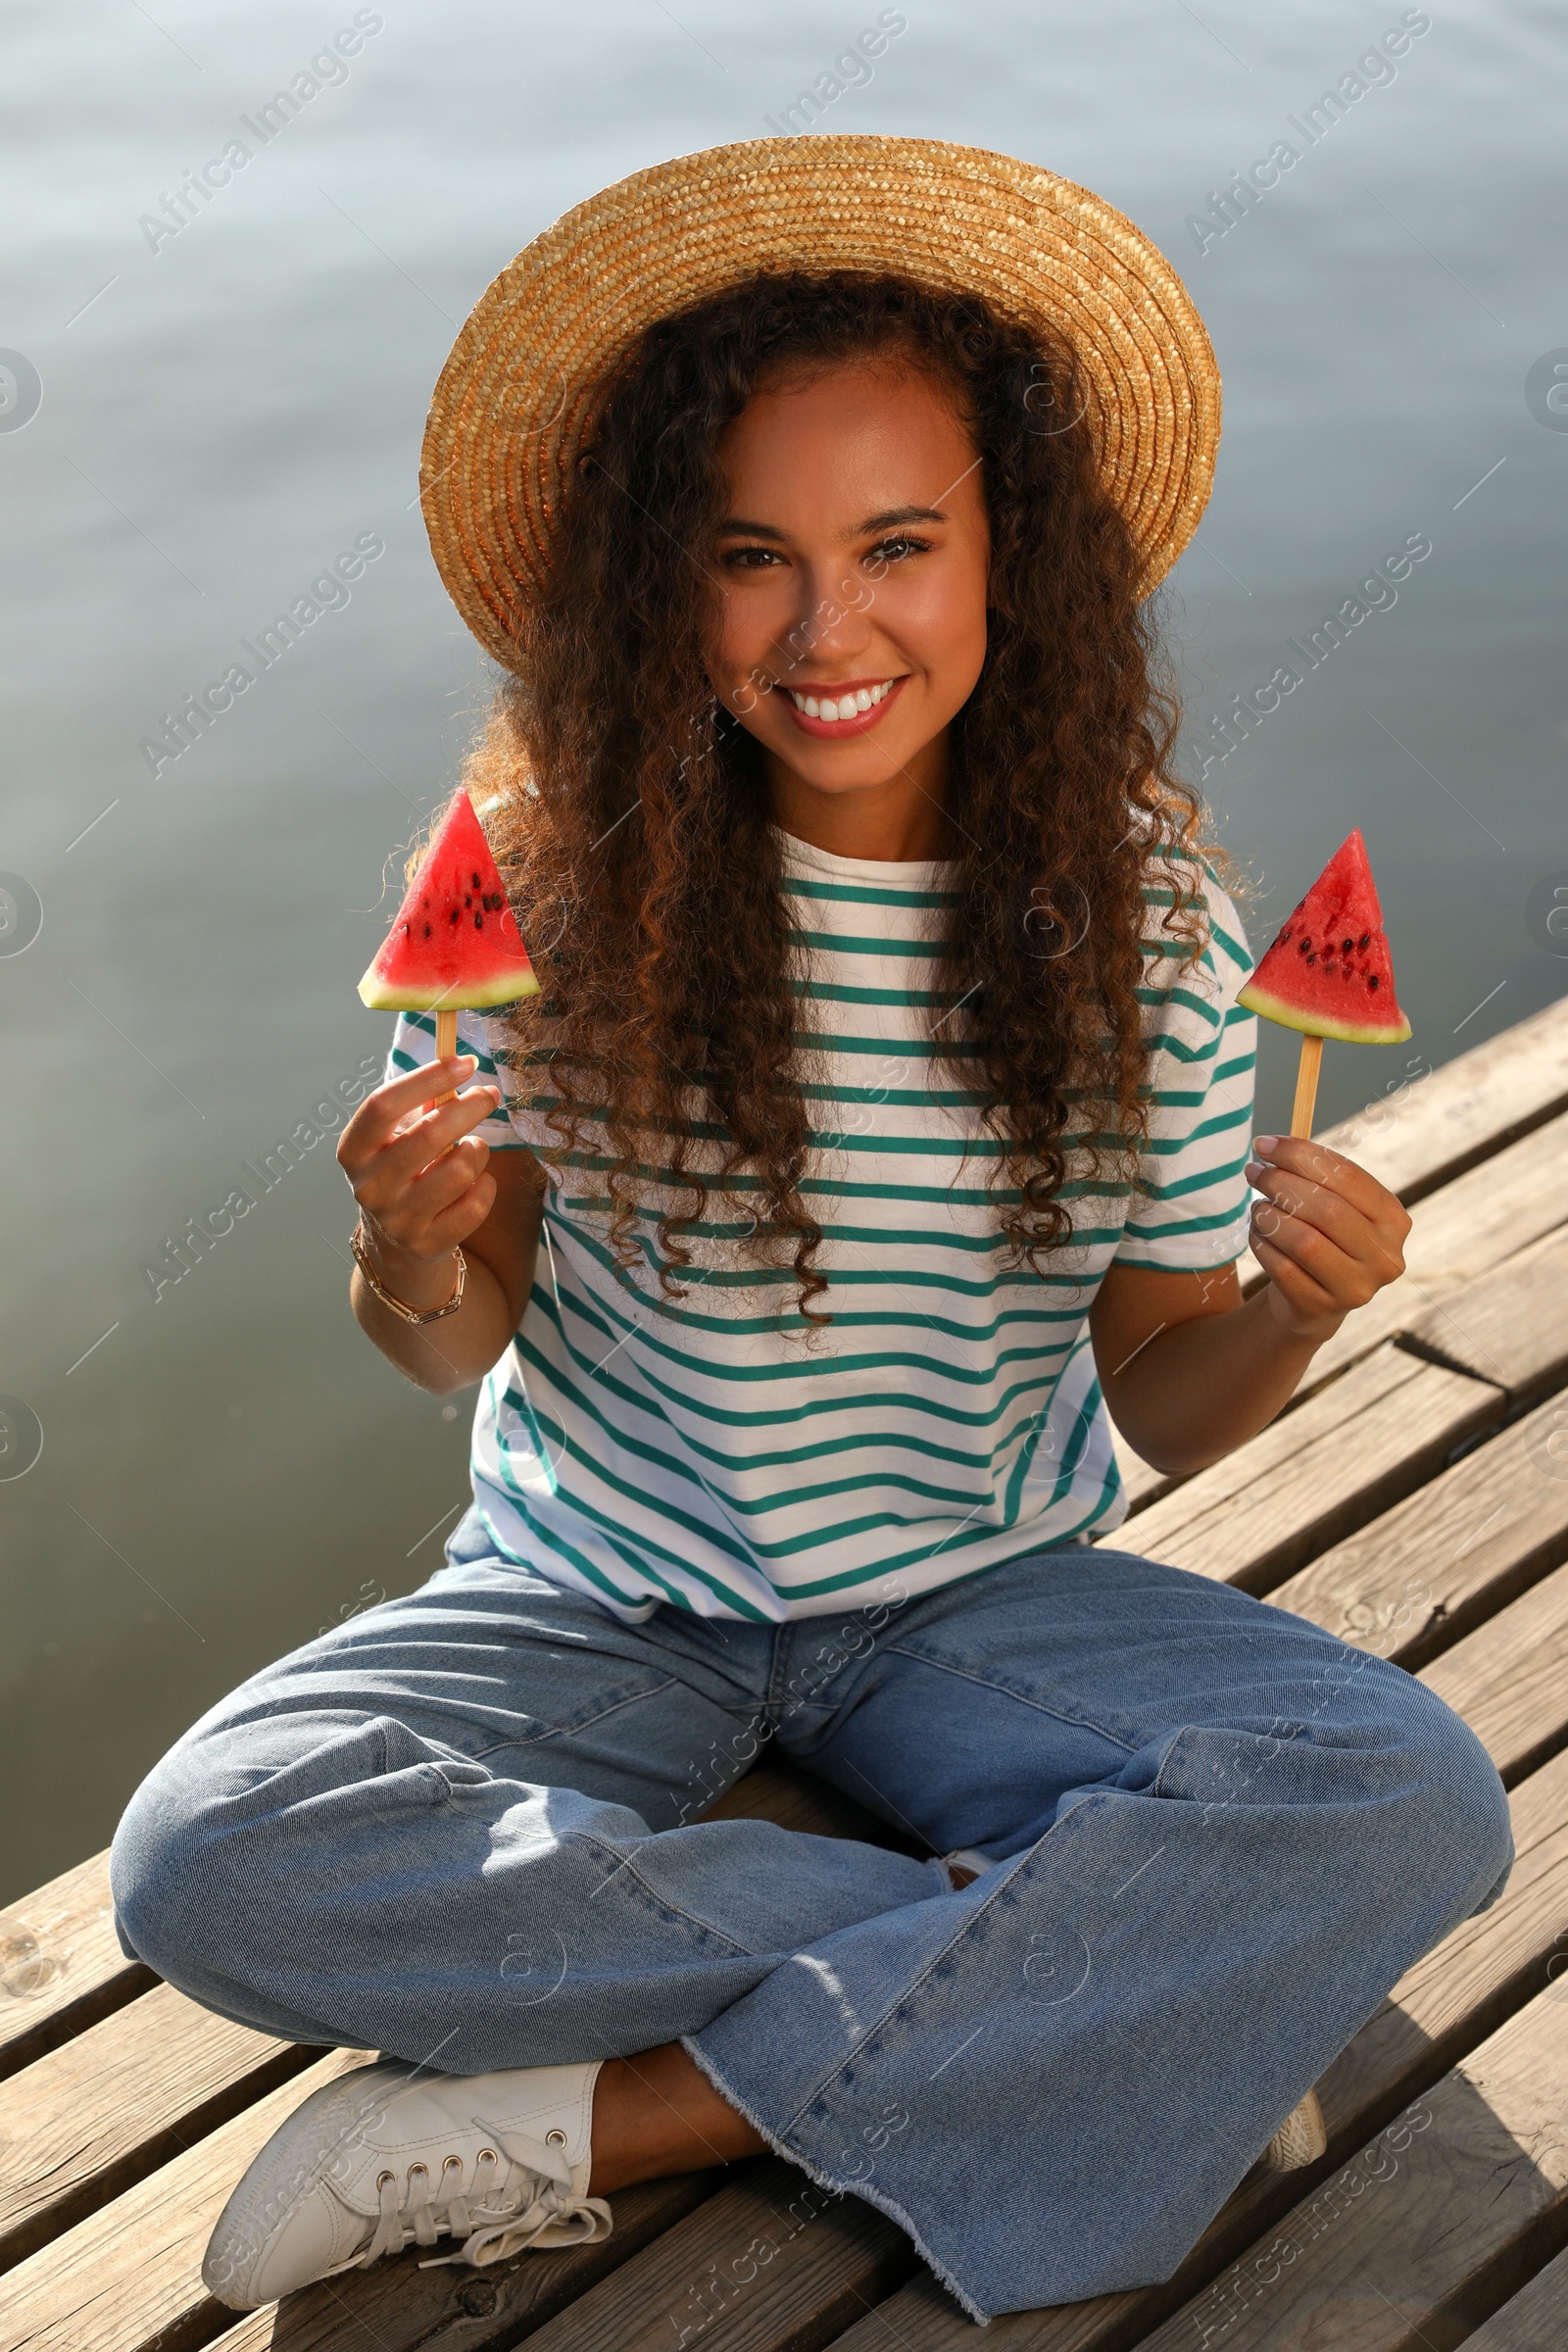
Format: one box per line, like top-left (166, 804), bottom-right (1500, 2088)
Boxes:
top-left (3, 997), bottom-right (1567, 2352)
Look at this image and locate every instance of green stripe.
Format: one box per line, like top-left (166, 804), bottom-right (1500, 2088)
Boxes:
top-left (388, 847), bottom-right (1254, 1619)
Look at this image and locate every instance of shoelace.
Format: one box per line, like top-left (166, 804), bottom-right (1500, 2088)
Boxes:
top-left (357, 2124), bottom-right (612, 2272)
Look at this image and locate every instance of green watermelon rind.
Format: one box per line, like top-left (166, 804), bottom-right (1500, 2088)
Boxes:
top-left (1237, 974), bottom-right (1410, 1046)
top-left (357, 967), bottom-right (540, 1013)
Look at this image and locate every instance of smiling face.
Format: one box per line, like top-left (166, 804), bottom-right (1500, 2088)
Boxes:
top-left (709, 356), bottom-right (991, 860)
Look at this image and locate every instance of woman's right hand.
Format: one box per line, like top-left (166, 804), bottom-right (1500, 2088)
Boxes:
top-left (336, 1056), bottom-right (504, 1279)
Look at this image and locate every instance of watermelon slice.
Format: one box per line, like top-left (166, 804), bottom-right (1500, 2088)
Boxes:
top-left (1238, 828), bottom-right (1410, 1045)
top-left (358, 790), bottom-right (539, 1011)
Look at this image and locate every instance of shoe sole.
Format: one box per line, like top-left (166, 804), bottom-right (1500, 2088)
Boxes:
top-left (1256, 2085), bottom-right (1328, 2172)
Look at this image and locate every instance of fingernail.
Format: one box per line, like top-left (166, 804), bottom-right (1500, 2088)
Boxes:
top-left (1252, 1135), bottom-right (1278, 1155)
top-left (1245, 1159), bottom-right (1264, 1183)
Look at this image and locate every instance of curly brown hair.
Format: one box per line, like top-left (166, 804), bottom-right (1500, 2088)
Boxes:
top-left (464, 270), bottom-right (1207, 1327)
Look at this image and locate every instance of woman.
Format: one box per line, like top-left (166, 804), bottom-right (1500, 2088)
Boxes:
top-left (110, 139), bottom-right (1511, 2322)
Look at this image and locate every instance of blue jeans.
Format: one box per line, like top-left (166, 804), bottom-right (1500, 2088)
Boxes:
top-left (111, 1511), bottom-right (1512, 2321)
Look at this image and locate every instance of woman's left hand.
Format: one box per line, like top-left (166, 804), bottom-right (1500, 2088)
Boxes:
top-left (1246, 1136), bottom-right (1412, 1345)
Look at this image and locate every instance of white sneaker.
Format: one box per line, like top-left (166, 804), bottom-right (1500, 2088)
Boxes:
top-left (202, 2056), bottom-right (611, 2311)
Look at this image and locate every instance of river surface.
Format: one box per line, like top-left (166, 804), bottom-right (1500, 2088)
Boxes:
top-left (2, 0), bottom-right (1565, 1901)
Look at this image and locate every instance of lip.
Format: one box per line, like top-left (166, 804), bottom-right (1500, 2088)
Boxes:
top-left (780, 674), bottom-right (908, 740)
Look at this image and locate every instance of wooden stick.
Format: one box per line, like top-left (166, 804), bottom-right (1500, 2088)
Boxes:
top-left (1290, 1032), bottom-right (1324, 1139)
top-left (431, 1006), bottom-right (459, 1107)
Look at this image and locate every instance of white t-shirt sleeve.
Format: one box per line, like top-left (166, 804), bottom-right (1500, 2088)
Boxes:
top-left (1114, 865), bottom-right (1256, 1272)
top-left (383, 1008), bottom-right (527, 1152)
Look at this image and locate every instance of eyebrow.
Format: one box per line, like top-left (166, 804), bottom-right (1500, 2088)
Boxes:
top-left (716, 504), bottom-right (948, 542)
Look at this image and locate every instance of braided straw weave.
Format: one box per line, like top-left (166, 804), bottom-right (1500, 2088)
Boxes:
top-left (420, 136), bottom-right (1220, 674)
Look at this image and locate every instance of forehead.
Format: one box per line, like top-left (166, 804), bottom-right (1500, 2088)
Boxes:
top-left (717, 356), bottom-right (979, 514)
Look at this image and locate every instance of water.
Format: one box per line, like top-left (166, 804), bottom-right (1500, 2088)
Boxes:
top-left (2, 0), bottom-right (1564, 1903)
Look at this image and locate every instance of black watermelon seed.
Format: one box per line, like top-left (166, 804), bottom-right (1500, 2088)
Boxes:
top-left (422, 922), bottom-right (431, 939)
top-left (1368, 974), bottom-right (1379, 990)
top-left (472, 872), bottom-right (481, 890)
top-left (1301, 935), bottom-right (1312, 951)
top-left (1306, 952), bottom-right (1317, 964)
top-left (1341, 937), bottom-right (1352, 955)
top-left (1359, 933), bottom-right (1370, 951)
top-left (474, 912), bottom-right (483, 928)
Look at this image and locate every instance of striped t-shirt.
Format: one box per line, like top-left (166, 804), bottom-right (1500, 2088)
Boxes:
top-left (387, 829), bottom-right (1255, 1622)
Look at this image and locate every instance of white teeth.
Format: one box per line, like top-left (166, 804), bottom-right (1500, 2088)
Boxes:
top-left (789, 681), bottom-right (896, 721)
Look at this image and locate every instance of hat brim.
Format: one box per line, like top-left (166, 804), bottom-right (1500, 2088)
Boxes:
top-left (421, 135), bottom-right (1220, 674)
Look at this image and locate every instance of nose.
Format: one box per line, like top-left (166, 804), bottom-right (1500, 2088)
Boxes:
top-left (778, 564), bottom-right (874, 676)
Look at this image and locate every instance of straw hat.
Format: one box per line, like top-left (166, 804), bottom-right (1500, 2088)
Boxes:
top-left (421, 135), bottom-right (1220, 674)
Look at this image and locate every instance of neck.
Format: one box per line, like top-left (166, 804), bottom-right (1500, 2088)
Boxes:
top-left (763, 728), bottom-right (956, 862)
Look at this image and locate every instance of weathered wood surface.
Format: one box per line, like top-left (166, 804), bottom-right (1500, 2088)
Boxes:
top-left (0, 1850), bottom-right (150, 2082)
top-left (0, 1982), bottom-right (315, 2274)
top-left (1221, 994), bottom-right (1568, 1303)
top-left (1421, 1556), bottom-right (1568, 1786)
top-left (1317, 1745), bottom-right (1568, 2145)
top-left (838, 1985), bottom-right (1568, 2352)
top-left (1402, 1220), bottom-right (1568, 1402)
top-left (1134, 1988), bottom-right (1568, 2352)
top-left (1310, 992), bottom-right (1568, 1202)
top-left (205, 2171), bottom-right (722, 2352)
top-left (0, 2048), bottom-right (375, 2352)
top-left (521, 2159), bottom-right (915, 2352)
top-left (1264, 1104), bottom-right (1568, 1402)
top-left (819, 1749), bottom-right (1568, 2352)
top-left (706, 1762), bottom-right (909, 1848)
top-left (5, 1002), bottom-right (1568, 2352)
top-left (1113, 1342), bottom-right (1501, 1592)
top-left (1110, 1102), bottom-right (1568, 1515)
top-left (1267, 1386), bottom-right (1568, 1668)
top-left (1457, 2242), bottom-right (1568, 2351)
top-left (1093, 1044), bottom-right (1568, 1515)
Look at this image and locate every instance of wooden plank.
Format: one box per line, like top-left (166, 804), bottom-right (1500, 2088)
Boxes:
top-left (1128, 1987), bottom-right (1568, 2352)
top-left (0, 1850), bottom-right (152, 2083)
top-left (706, 1763), bottom-right (906, 1848)
top-left (822, 1749), bottom-right (1568, 2352)
top-left (1314, 993), bottom-right (1568, 1204)
top-left (205, 2171), bottom-right (721, 2352)
top-left (1402, 1222), bottom-right (1568, 1402)
top-left (1110, 1342), bottom-right (1501, 1594)
top-left (1267, 1388), bottom-right (1568, 1670)
top-left (0, 2046), bottom-right (373, 2352)
top-left (1224, 1005), bottom-right (1568, 1297)
top-left (1421, 1556), bottom-right (1568, 1786)
top-left (1262, 1105), bottom-right (1568, 1402)
top-left (1116, 1105), bottom-right (1567, 1514)
top-left (1456, 2243), bottom-right (1568, 2351)
top-left (0, 1982), bottom-right (318, 2275)
top-left (0, 1767), bottom-right (886, 2347)
top-left (19, 1740), bottom-right (1568, 2352)
top-left (517, 2157), bottom-right (915, 2352)
top-left (1312, 1744), bottom-right (1568, 2144)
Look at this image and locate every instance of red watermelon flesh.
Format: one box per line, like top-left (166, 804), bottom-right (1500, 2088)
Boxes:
top-left (1238, 828), bottom-right (1410, 1045)
top-left (359, 790), bottom-right (539, 1011)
